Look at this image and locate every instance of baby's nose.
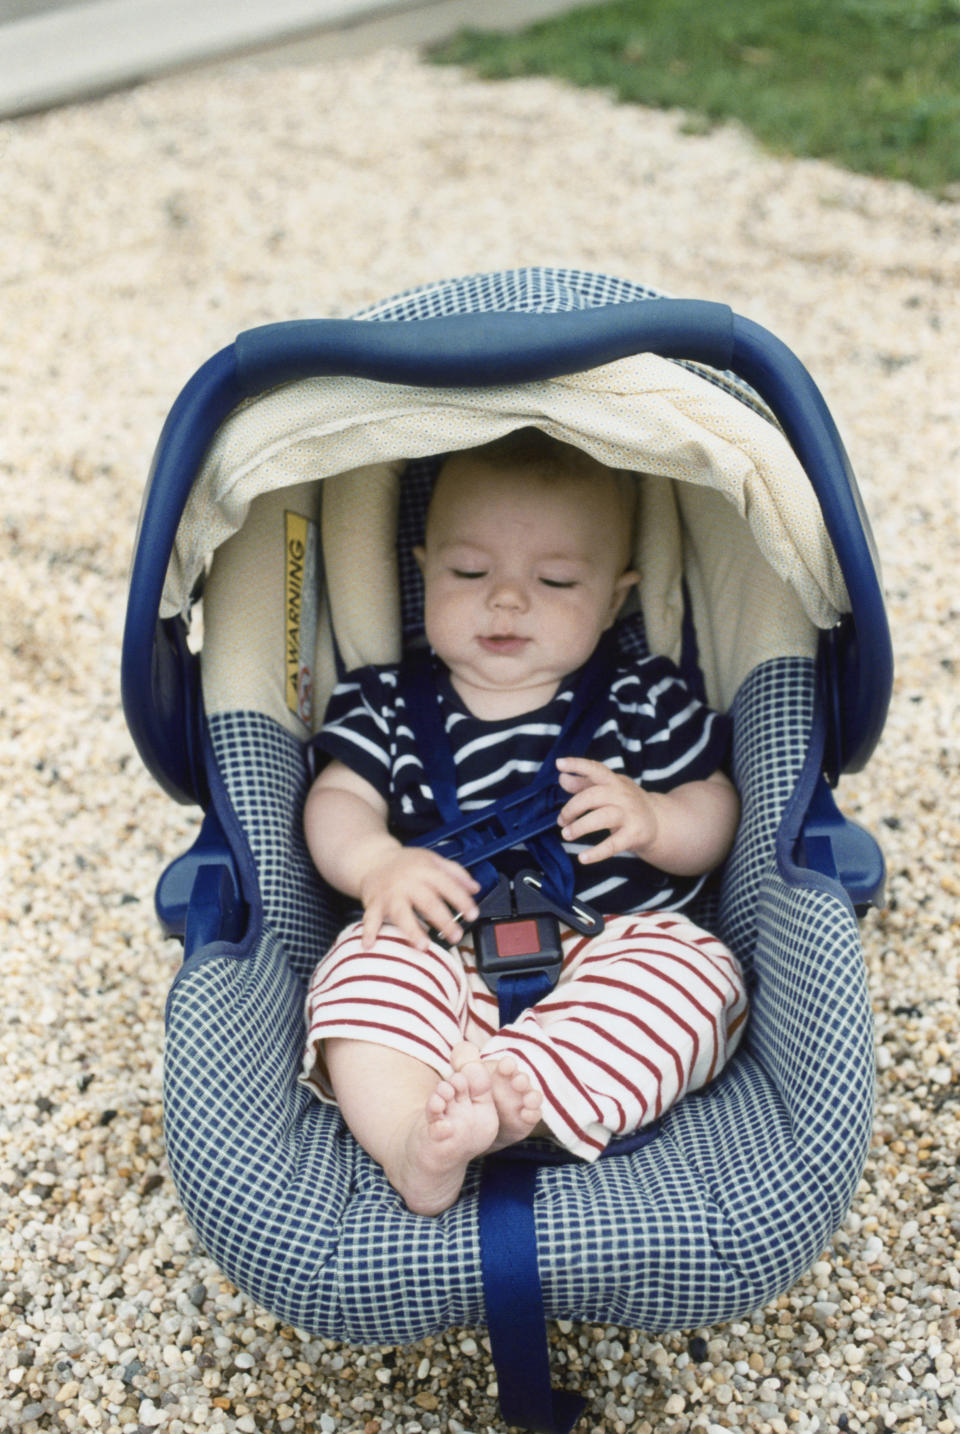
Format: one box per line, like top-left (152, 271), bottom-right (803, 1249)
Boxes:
top-left (490, 579), bottom-right (527, 609)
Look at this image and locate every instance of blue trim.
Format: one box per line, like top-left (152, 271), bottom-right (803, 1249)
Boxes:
top-left (775, 690), bottom-right (883, 913)
top-left (163, 720), bottom-right (264, 1025)
top-left (155, 805), bottom-right (247, 948)
top-left (797, 775), bottom-right (886, 913)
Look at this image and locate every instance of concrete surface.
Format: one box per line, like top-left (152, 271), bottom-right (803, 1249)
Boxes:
top-left (0, 0), bottom-right (606, 117)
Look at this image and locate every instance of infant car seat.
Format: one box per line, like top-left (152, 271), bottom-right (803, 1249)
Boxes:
top-left (122, 268), bottom-right (891, 1432)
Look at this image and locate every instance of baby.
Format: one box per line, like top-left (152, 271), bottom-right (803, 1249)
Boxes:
top-left (301, 430), bottom-right (747, 1215)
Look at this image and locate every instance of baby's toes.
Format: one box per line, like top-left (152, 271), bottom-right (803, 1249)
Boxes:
top-left (450, 1040), bottom-right (483, 1072)
top-left (461, 1060), bottom-right (492, 1100)
top-left (494, 1057), bottom-right (533, 1095)
top-left (427, 1081), bottom-right (454, 1119)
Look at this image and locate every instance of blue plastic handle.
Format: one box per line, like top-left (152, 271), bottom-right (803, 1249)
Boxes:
top-left (728, 318), bottom-right (892, 778)
top-left (233, 300), bottom-right (736, 391)
top-left (122, 345), bottom-right (244, 804)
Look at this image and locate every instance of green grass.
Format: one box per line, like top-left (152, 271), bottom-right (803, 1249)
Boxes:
top-left (429, 0), bottom-right (960, 194)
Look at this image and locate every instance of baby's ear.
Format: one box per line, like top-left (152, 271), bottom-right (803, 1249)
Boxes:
top-left (616, 567), bottom-right (641, 602)
top-left (412, 545), bottom-right (427, 574)
top-left (606, 568), bottom-right (640, 626)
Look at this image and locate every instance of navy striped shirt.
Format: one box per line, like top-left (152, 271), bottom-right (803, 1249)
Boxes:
top-left (308, 653), bottom-right (731, 914)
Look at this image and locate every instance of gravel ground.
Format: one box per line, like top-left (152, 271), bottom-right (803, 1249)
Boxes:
top-left (2, 42), bottom-right (960, 1434)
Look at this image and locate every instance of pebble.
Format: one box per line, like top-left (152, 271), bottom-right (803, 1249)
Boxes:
top-left (2, 33), bottom-right (958, 1434)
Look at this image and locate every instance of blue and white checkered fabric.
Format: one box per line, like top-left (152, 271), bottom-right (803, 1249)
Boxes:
top-left (162, 269), bottom-right (875, 1343)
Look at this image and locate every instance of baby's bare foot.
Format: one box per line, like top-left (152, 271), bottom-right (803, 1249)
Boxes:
top-left (451, 1044), bottom-right (543, 1151)
top-left (485, 1053), bottom-right (544, 1149)
top-left (386, 1063), bottom-right (499, 1216)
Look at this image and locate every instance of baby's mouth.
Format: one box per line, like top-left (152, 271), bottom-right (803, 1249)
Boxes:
top-left (478, 634), bottom-right (529, 653)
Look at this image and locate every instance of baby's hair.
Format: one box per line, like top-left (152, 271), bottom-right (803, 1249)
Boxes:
top-left (455, 426), bottom-right (609, 482)
top-left (439, 427), bottom-right (638, 566)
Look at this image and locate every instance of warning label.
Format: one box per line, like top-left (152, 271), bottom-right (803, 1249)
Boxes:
top-left (284, 510), bottom-right (318, 726)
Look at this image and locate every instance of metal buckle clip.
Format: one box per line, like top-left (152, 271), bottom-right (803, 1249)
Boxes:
top-left (512, 869), bottom-right (604, 938)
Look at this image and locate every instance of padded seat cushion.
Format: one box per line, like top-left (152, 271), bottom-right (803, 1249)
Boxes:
top-left (162, 657), bottom-right (874, 1343)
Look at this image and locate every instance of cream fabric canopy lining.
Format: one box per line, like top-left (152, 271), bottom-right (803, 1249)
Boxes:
top-left (169, 352), bottom-right (850, 727)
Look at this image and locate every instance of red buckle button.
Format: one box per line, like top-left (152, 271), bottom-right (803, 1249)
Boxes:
top-left (493, 919), bottom-right (540, 960)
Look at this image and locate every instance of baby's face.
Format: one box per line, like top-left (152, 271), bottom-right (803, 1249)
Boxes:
top-left (414, 458), bottom-right (637, 718)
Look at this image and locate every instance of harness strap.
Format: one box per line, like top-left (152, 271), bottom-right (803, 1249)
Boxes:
top-left (400, 632), bottom-right (617, 906)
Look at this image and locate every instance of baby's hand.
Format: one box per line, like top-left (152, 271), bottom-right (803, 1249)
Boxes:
top-left (358, 847), bottom-right (481, 950)
top-left (556, 756), bottom-right (659, 865)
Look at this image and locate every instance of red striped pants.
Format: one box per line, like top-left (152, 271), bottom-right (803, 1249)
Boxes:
top-left (301, 911), bottom-right (748, 1160)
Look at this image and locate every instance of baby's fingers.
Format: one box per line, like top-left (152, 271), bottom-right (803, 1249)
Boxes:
top-left (560, 803), bottom-right (622, 846)
top-left (412, 888), bottom-right (471, 945)
top-left (361, 897), bottom-right (386, 949)
top-left (556, 769), bottom-right (591, 796)
top-left (576, 831), bottom-right (629, 865)
top-left (428, 863), bottom-right (481, 927)
top-left (387, 895), bottom-right (437, 950)
top-left (404, 866), bottom-right (478, 943)
top-left (442, 859), bottom-right (483, 905)
top-left (363, 887), bottom-right (430, 950)
top-left (557, 783), bottom-right (610, 831)
top-left (556, 756), bottom-right (608, 777)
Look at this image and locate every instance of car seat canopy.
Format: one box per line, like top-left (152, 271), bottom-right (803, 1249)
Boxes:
top-left (175, 350), bottom-right (851, 742)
